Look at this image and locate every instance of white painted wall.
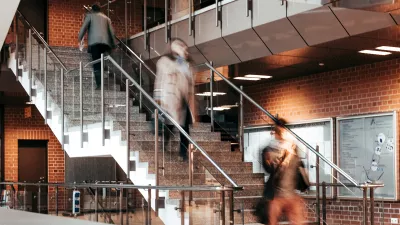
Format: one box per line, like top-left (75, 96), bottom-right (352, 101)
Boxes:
top-left (0, 0), bottom-right (20, 49)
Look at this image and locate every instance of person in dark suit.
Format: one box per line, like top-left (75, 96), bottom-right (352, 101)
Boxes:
top-left (78, 2), bottom-right (116, 90)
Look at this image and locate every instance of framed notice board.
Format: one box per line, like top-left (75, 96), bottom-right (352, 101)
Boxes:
top-left (244, 118), bottom-right (334, 197)
top-left (337, 112), bottom-right (397, 199)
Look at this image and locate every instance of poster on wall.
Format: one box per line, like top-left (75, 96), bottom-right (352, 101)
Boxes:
top-left (244, 119), bottom-right (334, 196)
top-left (337, 112), bottom-right (396, 199)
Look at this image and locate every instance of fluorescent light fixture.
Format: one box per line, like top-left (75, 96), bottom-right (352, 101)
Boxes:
top-left (108, 104), bottom-right (126, 108)
top-left (219, 104), bottom-right (238, 108)
top-left (206, 106), bottom-right (231, 111)
top-left (195, 92), bottom-right (226, 97)
top-left (234, 77), bottom-right (260, 81)
top-left (359, 50), bottom-right (391, 56)
top-left (376, 46), bottom-right (400, 52)
top-left (245, 74), bottom-right (272, 79)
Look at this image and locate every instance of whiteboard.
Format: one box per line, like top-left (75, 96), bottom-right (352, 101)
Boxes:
top-left (244, 119), bottom-right (334, 195)
top-left (337, 112), bottom-right (397, 199)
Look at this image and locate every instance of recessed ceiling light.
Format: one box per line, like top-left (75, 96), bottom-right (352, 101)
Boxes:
top-left (206, 107), bottom-right (231, 111)
top-left (195, 92), bottom-right (226, 96)
top-left (376, 46), bottom-right (400, 52)
top-left (245, 74), bottom-right (272, 79)
top-left (234, 77), bottom-right (260, 81)
top-left (359, 50), bottom-right (391, 56)
top-left (319, 63), bottom-right (325, 66)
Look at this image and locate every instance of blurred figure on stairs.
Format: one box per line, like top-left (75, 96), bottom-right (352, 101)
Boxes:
top-left (154, 38), bottom-right (197, 162)
top-left (78, 2), bottom-right (116, 90)
top-left (258, 118), bottom-right (309, 225)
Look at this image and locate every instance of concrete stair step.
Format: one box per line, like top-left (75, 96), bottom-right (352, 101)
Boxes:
top-left (126, 130), bottom-right (221, 142)
top-left (130, 141), bottom-right (232, 152)
top-left (113, 121), bottom-right (211, 132)
top-left (139, 151), bottom-right (244, 165)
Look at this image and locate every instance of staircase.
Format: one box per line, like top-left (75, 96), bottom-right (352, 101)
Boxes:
top-left (7, 18), bottom-right (267, 224)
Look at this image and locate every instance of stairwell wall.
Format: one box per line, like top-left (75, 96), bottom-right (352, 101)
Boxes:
top-left (244, 58), bottom-right (400, 224)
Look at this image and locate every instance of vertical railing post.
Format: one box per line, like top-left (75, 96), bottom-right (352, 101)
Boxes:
top-left (148, 186), bottom-right (152, 225)
top-left (95, 186), bottom-right (98, 222)
top-left (229, 190), bottom-right (234, 225)
top-left (61, 68), bottom-right (64, 149)
top-left (126, 79), bottom-right (130, 179)
top-left (125, 0), bottom-right (128, 44)
top-left (143, 197), bottom-right (148, 225)
top-left (144, 0), bottom-right (147, 50)
top-left (10, 185), bottom-right (14, 209)
top-left (101, 54), bottom-right (105, 146)
top-left (363, 187), bottom-right (368, 225)
top-left (165, 0), bottom-right (168, 43)
top-left (28, 29), bottom-right (32, 101)
top-left (189, 0), bottom-right (192, 36)
top-left (220, 187), bottom-right (225, 225)
top-left (120, 185), bottom-right (124, 225)
top-left (215, 0), bottom-right (219, 27)
top-left (322, 182), bottom-right (326, 225)
top-left (55, 186), bottom-right (59, 216)
top-left (14, 15), bottom-right (19, 81)
top-left (44, 49), bottom-right (47, 125)
top-left (23, 184), bottom-right (27, 211)
top-left (210, 61), bottom-right (214, 131)
top-left (316, 145), bottom-right (320, 225)
top-left (80, 61), bottom-right (83, 148)
top-left (180, 190), bottom-right (185, 225)
top-left (189, 146), bottom-right (193, 204)
top-left (38, 184), bottom-right (41, 213)
top-left (370, 187), bottom-right (374, 225)
top-left (239, 86), bottom-right (244, 157)
top-left (154, 109), bottom-right (159, 215)
top-left (139, 55), bottom-right (142, 110)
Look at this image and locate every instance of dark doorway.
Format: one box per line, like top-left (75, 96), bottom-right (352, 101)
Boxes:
top-left (18, 0), bottom-right (48, 41)
top-left (18, 140), bottom-right (48, 213)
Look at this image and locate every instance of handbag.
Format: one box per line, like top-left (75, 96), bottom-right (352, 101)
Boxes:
top-left (296, 161), bottom-right (310, 192)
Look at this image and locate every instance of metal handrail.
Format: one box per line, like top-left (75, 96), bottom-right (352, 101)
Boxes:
top-left (0, 181), bottom-right (234, 191)
top-left (16, 10), bottom-right (68, 72)
top-left (203, 62), bottom-right (359, 187)
top-left (102, 56), bottom-right (240, 189)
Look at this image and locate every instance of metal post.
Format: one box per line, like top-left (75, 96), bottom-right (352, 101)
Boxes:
top-left (120, 187), bottom-right (124, 225)
top-left (322, 182), bottom-right (326, 225)
top-left (101, 54), bottom-right (105, 146)
top-left (363, 187), bottom-right (368, 225)
top-left (38, 184), bottom-right (41, 213)
top-left (55, 186), bottom-right (59, 216)
top-left (10, 185), bottom-right (14, 209)
top-left (125, 0), bottom-right (128, 44)
top-left (370, 188), bottom-right (374, 225)
top-left (239, 86), bottom-right (244, 156)
top-left (316, 145), bottom-right (320, 225)
top-left (139, 55), bottom-right (142, 110)
top-left (143, 198), bottom-right (148, 225)
top-left (165, 0), bottom-right (168, 43)
top-left (23, 185), bottom-right (27, 211)
top-left (229, 190), bottom-right (234, 225)
top-left (215, 0), bottom-right (218, 27)
top-left (220, 187), bottom-right (225, 225)
top-left (14, 16), bottom-right (19, 80)
top-left (144, 0), bottom-right (147, 50)
top-left (148, 186), bottom-right (152, 225)
top-left (189, 0), bottom-right (192, 35)
top-left (95, 187), bottom-right (98, 222)
top-left (210, 61), bottom-right (214, 131)
top-left (80, 62), bottom-right (83, 148)
top-left (189, 146), bottom-right (193, 204)
top-left (154, 109), bottom-right (159, 215)
top-left (246, 0), bottom-right (249, 16)
top-left (180, 191), bottom-right (185, 225)
top-left (44, 50), bottom-right (47, 125)
top-left (28, 29), bottom-right (32, 101)
top-left (61, 68), bottom-right (64, 149)
top-left (126, 79), bottom-right (130, 179)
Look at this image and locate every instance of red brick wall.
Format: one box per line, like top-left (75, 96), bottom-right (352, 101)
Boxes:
top-left (4, 105), bottom-right (64, 183)
top-left (244, 58), bottom-right (400, 224)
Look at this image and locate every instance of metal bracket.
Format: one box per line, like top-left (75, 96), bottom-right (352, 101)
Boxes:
top-left (46, 111), bottom-right (52, 120)
top-left (83, 132), bottom-right (89, 142)
top-left (64, 134), bottom-right (69, 145)
top-left (129, 161), bottom-right (136, 171)
top-left (31, 89), bottom-right (37, 97)
top-left (104, 129), bottom-right (111, 139)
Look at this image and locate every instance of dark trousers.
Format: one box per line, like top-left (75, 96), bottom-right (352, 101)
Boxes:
top-left (164, 105), bottom-right (191, 160)
top-left (90, 44), bottom-right (110, 87)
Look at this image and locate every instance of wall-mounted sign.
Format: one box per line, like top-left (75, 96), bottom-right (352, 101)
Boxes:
top-left (337, 112), bottom-right (396, 199)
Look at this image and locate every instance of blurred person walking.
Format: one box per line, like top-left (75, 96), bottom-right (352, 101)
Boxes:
top-left (154, 38), bottom-right (197, 162)
top-left (256, 118), bottom-right (309, 225)
top-left (78, 2), bottom-right (116, 90)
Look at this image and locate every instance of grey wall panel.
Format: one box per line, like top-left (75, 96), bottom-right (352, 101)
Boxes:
top-left (337, 0), bottom-right (394, 8)
top-left (252, 0), bottom-right (286, 27)
top-left (332, 8), bottom-right (395, 36)
top-left (130, 36), bottom-right (150, 60)
top-left (286, 1), bottom-right (322, 17)
top-left (188, 46), bottom-right (208, 65)
top-left (194, 9), bottom-right (221, 45)
top-left (196, 38), bottom-right (240, 67)
top-left (170, 19), bottom-right (195, 47)
top-left (288, 6), bottom-right (349, 46)
top-left (221, 0), bottom-right (251, 37)
top-left (253, 18), bottom-right (307, 54)
top-left (390, 13), bottom-right (400, 25)
top-left (149, 29), bottom-right (168, 59)
top-left (223, 29), bottom-right (271, 62)
top-left (65, 155), bottom-right (116, 183)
